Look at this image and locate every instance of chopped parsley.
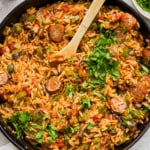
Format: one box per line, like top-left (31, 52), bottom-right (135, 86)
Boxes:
top-left (93, 90), bottom-right (104, 100)
top-left (42, 17), bottom-right (46, 25)
top-left (65, 87), bottom-right (74, 98)
top-left (81, 97), bottom-right (91, 110)
top-left (35, 131), bottom-right (44, 144)
top-left (86, 24), bottom-right (119, 89)
top-left (139, 63), bottom-right (149, 74)
top-left (47, 124), bottom-right (58, 142)
top-left (66, 126), bottom-right (80, 134)
top-left (8, 112), bottom-right (32, 139)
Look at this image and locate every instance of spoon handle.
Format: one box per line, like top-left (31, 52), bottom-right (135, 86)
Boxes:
top-left (70, 0), bottom-right (105, 53)
top-left (51, 0), bottom-right (105, 59)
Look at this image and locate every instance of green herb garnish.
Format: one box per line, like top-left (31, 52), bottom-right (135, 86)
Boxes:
top-left (140, 63), bottom-right (149, 74)
top-left (8, 112), bottom-right (32, 139)
top-left (81, 98), bottom-right (91, 110)
top-left (86, 47), bottom-right (120, 88)
top-left (136, 0), bottom-right (150, 13)
top-left (47, 124), bottom-right (58, 142)
top-left (86, 24), bottom-right (119, 89)
top-left (65, 87), bottom-right (74, 98)
top-left (35, 131), bottom-right (44, 144)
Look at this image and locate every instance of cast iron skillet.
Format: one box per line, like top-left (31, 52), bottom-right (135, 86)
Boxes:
top-left (0, 0), bottom-right (150, 150)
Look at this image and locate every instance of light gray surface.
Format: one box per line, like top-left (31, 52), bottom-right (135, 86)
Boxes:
top-left (0, 0), bottom-right (150, 150)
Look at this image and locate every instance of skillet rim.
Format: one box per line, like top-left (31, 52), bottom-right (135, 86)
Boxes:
top-left (0, 0), bottom-right (150, 149)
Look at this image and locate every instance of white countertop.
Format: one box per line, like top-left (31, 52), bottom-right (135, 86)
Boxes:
top-left (0, 0), bottom-right (150, 150)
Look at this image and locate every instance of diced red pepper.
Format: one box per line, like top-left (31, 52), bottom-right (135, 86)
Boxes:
top-left (32, 78), bottom-right (38, 86)
top-left (0, 47), bottom-right (5, 55)
top-left (75, 64), bottom-right (87, 80)
top-left (99, 15), bottom-right (104, 20)
top-left (79, 43), bottom-right (83, 49)
top-left (0, 89), bottom-right (4, 95)
top-left (61, 4), bottom-right (69, 12)
top-left (44, 12), bottom-right (52, 19)
top-left (23, 86), bottom-right (31, 97)
top-left (12, 82), bottom-right (17, 85)
top-left (0, 89), bottom-right (4, 99)
top-left (57, 139), bottom-right (65, 148)
top-left (8, 43), bottom-right (15, 52)
top-left (120, 13), bottom-right (126, 22)
top-left (124, 66), bottom-right (130, 71)
top-left (93, 114), bottom-right (101, 123)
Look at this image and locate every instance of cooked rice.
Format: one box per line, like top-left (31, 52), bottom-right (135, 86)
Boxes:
top-left (0, 0), bottom-right (150, 150)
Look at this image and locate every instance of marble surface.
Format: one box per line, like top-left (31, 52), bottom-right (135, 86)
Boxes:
top-left (0, 0), bottom-right (150, 150)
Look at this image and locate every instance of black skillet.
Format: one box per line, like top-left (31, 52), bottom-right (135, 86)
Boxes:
top-left (0, 0), bottom-right (150, 150)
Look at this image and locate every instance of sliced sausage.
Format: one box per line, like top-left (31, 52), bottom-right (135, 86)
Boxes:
top-left (129, 83), bottom-right (147, 102)
top-left (46, 76), bottom-right (62, 93)
top-left (0, 72), bottom-right (8, 85)
top-left (49, 24), bottom-right (65, 42)
top-left (142, 48), bottom-right (150, 66)
top-left (109, 96), bottom-right (127, 114)
top-left (120, 13), bottom-right (137, 30)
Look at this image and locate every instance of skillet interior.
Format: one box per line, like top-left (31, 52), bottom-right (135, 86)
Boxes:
top-left (0, 0), bottom-right (150, 149)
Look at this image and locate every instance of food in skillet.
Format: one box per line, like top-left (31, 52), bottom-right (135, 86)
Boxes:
top-left (0, 0), bottom-right (150, 149)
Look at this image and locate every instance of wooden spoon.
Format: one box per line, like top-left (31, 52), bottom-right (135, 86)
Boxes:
top-left (51, 0), bottom-right (105, 59)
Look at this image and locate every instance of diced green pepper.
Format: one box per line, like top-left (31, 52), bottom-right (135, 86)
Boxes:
top-left (3, 26), bottom-right (10, 36)
top-left (35, 47), bottom-right (44, 59)
top-left (13, 23), bottom-right (22, 34)
top-left (26, 14), bottom-right (36, 22)
top-left (7, 63), bottom-right (14, 73)
top-left (66, 29), bottom-right (75, 37)
top-left (16, 91), bottom-right (27, 100)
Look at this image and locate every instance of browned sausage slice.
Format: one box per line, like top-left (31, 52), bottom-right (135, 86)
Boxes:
top-left (0, 72), bottom-right (8, 85)
top-left (129, 83), bottom-right (147, 102)
top-left (109, 96), bottom-right (127, 114)
top-left (49, 24), bottom-right (65, 42)
top-left (120, 13), bottom-right (137, 30)
top-left (46, 76), bottom-right (62, 93)
top-left (142, 48), bottom-right (150, 66)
